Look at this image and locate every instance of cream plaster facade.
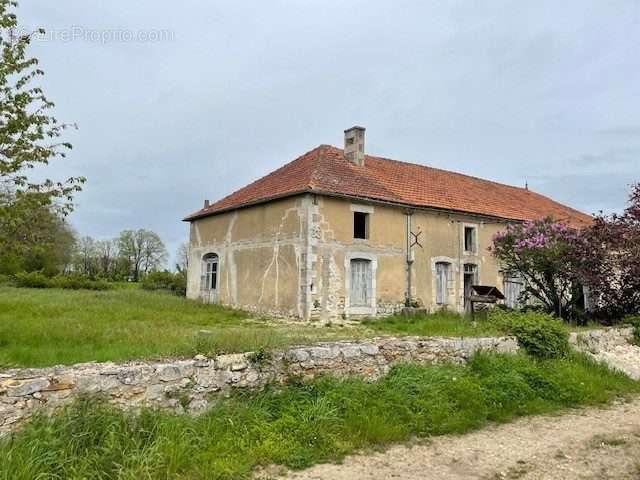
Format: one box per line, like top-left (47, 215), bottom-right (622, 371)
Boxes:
top-left (187, 192), bottom-right (511, 322)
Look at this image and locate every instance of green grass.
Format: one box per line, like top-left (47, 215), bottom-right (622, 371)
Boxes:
top-left (1, 352), bottom-right (637, 479)
top-left (363, 310), bottom-right (505, 337)
top-left (0, 287), bottom-right (367, 368)
top-left (363, 309), bottom-right (597, 339)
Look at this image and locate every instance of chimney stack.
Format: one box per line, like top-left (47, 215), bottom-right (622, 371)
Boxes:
top-left (204, 199), bottom-right (210, 208)
top-left (344, 126), bottom-right (365, 167)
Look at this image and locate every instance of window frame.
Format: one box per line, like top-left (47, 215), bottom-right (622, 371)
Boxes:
top-left (463, 224), bottom-right (478, 254)
top-left (353, 211), bottom-right (369, 240)
top-left (200, 253), bottom-right (219, 291)
top-left (344, 252), bottom-right (377, 316)
top-left (435, 262), bottom-right (451, 305)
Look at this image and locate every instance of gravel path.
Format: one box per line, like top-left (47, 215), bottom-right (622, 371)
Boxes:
top-left (254, 338), bottom-right (640, 480)
top-left (274, 398), bottom-right (640, 480)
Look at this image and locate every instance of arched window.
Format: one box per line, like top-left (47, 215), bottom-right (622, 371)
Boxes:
top-left (435, 262), bottom-right (451, 305)
top-left (201, 253), bottom-right (219, 291)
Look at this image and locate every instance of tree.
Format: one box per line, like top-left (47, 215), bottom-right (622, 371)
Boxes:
top-left (73, 236), bottom-right (98, 276)
top-left (0, 200), bottom-right (75, 275)
top-left (0, 1), bottom-right (84, 258)
top-left (489, 217), bottom-right (584, 320)
top-left (175, 242), bottom-right (189, 276)
top-left (96, 239), bottom-right (118, 277)
top-left (117, 229), bottom-right (168, 281)
top-left (574, 183), bottom-right (640, 319)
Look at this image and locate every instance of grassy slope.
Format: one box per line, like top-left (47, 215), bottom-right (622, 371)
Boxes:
top-left (0, 286), bottom-right (599, 368)
top-left (0, 287), bottom-right (367, 368)
top-left (1, 352), bottom-right (638, 480)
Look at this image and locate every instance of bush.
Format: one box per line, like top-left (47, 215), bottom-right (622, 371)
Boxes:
top-left (14, 271), bottom-right (49, 288)
top-left (489, 310), bottom-right (570, 359)
top-left (141, 271), bottom-right (186, 296)
top-left (14, 272), bottom-right (112, 290)
top-left (49, 274), bottom-right (112, 291)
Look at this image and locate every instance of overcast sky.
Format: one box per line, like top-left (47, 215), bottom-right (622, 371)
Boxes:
top-left (20, 1), bottom-right (640, 266)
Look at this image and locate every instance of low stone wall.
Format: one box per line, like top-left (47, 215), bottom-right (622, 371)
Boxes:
top-left (0, 335), bottom-right (517, 436)
top-left (569, 327), bottom-right (634, 353)
top-left (570, 327), bottom-right (640, 380)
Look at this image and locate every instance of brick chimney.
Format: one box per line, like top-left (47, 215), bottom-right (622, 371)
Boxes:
top-left (344, 126), bottom-right (365, 167)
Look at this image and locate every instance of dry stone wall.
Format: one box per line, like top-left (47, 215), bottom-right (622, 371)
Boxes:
top-left (0, 335), bottom-right (517, 436)
top-left (2, 328), bottom-right (635, 437)
top-left (570, 327), bottom-right (640, 380)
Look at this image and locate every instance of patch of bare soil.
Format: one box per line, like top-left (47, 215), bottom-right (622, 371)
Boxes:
top-left (272, 398), bottom-right (640, 480)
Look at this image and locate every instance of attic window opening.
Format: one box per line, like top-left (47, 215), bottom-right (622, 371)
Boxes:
top-left (354, 211), bottom-right (369, 239)
top-left (464, 226), bottom-right (477, 253)
top-left (346, 137), bottom-right (355, 145)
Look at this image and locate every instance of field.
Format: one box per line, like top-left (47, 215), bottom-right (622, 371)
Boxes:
top-left (0, 286), bottom-right (370, 368)
top-left (0, 286), bottom-right (595, 369)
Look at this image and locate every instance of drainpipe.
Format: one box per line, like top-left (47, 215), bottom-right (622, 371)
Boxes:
top-left (405, 210), bottom-right (414, 307)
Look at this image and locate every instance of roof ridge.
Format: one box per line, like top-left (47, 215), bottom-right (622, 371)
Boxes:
top-left (185, 142), bottom-right (592, 227)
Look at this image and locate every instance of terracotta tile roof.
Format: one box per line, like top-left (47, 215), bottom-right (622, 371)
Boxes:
top-left (184, 145), bottom-right (592, 227)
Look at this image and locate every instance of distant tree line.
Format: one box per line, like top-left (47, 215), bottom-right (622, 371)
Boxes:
top-left (0, 207), bottom-right (171, 281)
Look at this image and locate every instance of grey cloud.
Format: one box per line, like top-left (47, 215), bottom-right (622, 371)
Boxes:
top-left (16, 0), bottom-right (640, 265)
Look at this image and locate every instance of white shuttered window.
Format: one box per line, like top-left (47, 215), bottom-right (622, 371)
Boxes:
top-left (435, 262), bottom-right (450, 305)
top-left (350, 259), bottom-right (372, 307)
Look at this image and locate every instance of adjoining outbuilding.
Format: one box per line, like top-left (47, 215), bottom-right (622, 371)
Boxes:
top-left (183, 127), bottom-right (591, 322)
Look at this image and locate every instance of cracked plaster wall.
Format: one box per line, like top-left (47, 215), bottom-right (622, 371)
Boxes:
top-left (187, 194), bottom-right (512, 321)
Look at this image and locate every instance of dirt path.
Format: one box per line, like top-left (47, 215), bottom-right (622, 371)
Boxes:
top-left (276, 398), bottom-right (640, 480)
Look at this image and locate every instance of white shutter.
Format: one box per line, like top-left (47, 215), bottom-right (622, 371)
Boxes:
top-left (350, 259), bottom-right (372, 307)
top-left (504, 277), bottom-right (523, 308)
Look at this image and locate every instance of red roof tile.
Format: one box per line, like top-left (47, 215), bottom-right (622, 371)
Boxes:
top-left (184, 145), bottom-right (592, 228)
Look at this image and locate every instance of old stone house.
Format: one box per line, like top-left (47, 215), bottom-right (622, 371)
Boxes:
top-left (183, 127), bottom-right (591, 321)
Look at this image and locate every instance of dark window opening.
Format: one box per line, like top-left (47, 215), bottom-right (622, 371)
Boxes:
top-left (464, 226), bottom-right (476, 252)
top-left (463, 263), bottom-right (478, 310)
top-left (354, 212), bottom-right (369, 239)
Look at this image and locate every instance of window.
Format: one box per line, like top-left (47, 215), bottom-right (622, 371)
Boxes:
top-left (464, 226), bottom-right (477, 253)
top-left (353, 211), bottom-right (369, 239)
top-left (350, 258), bottom-right (372, 307)
top-left (435, 262), bottom-right (450, 305)
top-left (200, 253), bottom-right (218, 290)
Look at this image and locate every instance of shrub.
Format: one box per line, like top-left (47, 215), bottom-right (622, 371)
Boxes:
top-left (14, 271), bottom-right (49, 288)
top-left (14, 272), bottom-right (112, 290)
top-left (489, 310), bottom-right (570, 359)
top-left (141, 271), bottom-right (186, 296)
top-left (49, 274), bottom-right (112, 291)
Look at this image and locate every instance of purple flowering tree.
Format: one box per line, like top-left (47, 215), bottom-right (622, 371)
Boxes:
top-left (489, 217), bottom-right (583, 319)
top-left (574, 183), bottom-right (640, 319)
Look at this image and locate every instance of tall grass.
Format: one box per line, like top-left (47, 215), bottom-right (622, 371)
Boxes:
top-left (1, 352), bottom-right (637, 479)
top-left (0, 287), bottom-right (364, 368)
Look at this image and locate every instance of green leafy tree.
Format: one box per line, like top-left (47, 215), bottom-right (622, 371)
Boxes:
top-left (0, 201), bottom-right (75, 275)
top-left (117, 229), bottom-right (168, 281)
top-left (0, 0), bottom-right (84, 260)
